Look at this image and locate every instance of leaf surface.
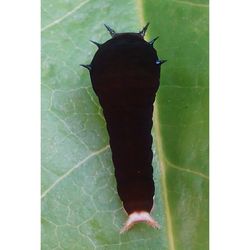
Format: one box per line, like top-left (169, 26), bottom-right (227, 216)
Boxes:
top-left (41, 0), bottom-right (208, 249)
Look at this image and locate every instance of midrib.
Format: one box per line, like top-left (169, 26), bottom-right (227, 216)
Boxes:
top-left (136, 1), bottom-right (176, 249)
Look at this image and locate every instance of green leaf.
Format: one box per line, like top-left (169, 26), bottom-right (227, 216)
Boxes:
top-left (41, 0), bottom-right (208, 249)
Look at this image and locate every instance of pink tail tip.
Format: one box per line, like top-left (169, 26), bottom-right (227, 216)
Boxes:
top-left (120, 211), bottom-right (160, 233)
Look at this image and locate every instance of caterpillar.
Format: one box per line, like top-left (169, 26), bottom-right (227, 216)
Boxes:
top-left (81, 23), bottom-right (166, 232)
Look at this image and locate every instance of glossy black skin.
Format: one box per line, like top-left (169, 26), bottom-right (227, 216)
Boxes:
top-left (90, 33), bottom-right (160, 214)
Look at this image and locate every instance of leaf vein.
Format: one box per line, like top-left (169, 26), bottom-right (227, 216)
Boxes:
top-left (41, 0), bottom-right (90, 32)
top-left (41, 145), bottom-right (110, 199)
top-left (168, 164), bottom-right (209, 180)
top-left (173, 0), bottom-right (209, 8)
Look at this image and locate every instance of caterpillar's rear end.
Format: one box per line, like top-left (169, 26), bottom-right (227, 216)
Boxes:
top-left (81, 24), bottom-right (166, 232)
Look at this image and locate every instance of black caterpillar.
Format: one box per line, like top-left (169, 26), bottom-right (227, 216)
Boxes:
top-left (81, 23), bottom-right (166, 232)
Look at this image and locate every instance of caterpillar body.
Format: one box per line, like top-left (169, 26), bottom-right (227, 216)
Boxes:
top-left (81, 23), bottom-right (166, 232)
